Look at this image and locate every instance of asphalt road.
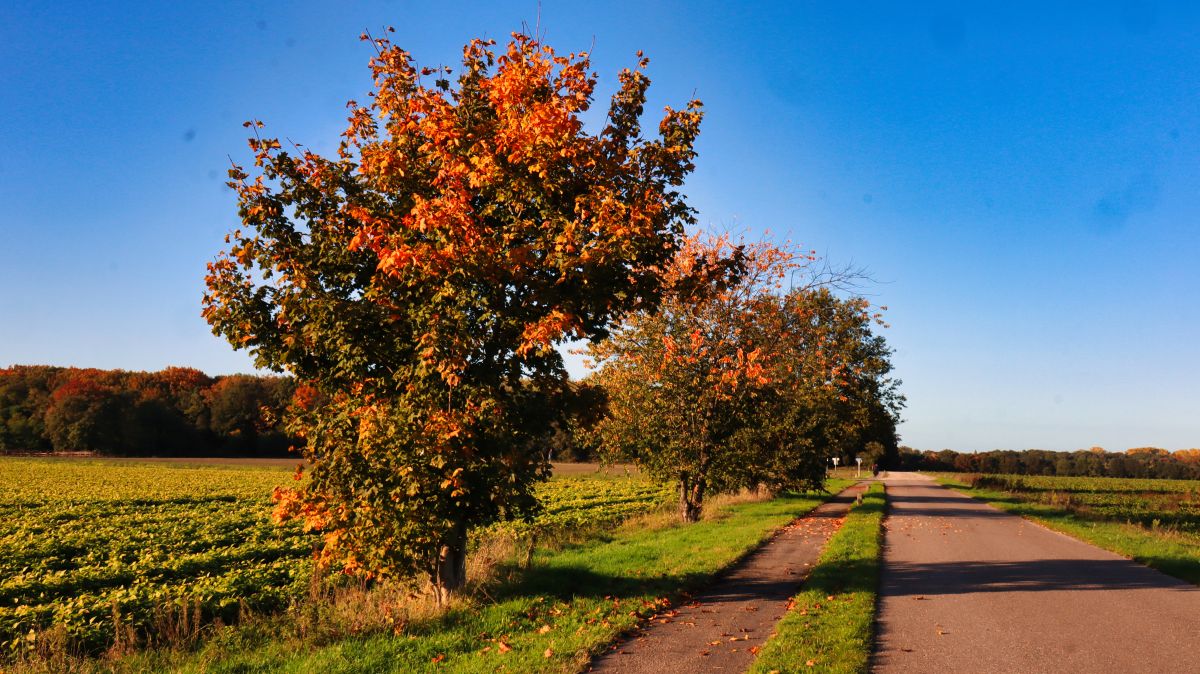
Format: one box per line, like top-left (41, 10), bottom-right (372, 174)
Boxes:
top-left (874, 473), bottom-right (1200, 674)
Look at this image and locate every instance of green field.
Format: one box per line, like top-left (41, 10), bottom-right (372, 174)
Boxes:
top-left (0, 459), bottom-right (668, 658)
top-left (936, 473), bottom-right (1200, 585)
top-left (955, 473), bottom-right (1200, 530)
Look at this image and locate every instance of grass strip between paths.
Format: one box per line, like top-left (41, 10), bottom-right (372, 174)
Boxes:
top-left (933, 475), bottom-right (1200, 586)
top-left (99, 480), bottom-right (854, 674)
top-left (748, 482), bottom-right (885, 674)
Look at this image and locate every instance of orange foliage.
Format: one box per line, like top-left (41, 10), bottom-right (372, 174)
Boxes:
top-left (206, 30), bottom-right (705, 585)
top-left (1173, 449), bottom-right (1200, 464)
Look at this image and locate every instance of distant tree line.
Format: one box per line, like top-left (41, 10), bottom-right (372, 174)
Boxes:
top-left (0, 366), bottom-right (296, 456)
top-left (894, 445), bottom-right (1200, 480)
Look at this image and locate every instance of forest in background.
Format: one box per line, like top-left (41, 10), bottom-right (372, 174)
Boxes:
top-left (897, 445), bottom-right (1200, 480)
top-left (0, 365), bottom-right (295, 456)
top-left (0, 365), bottom-right (604, 461)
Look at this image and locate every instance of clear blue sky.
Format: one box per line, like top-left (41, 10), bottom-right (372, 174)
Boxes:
top-left (2, 1), bottom-right (1197, 452)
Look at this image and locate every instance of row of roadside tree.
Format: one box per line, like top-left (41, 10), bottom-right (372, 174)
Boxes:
top-left (200, 31), bottom-right (903, 599)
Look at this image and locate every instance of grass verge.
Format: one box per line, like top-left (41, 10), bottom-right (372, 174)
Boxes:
top-left (53, 480), bottom-right (853, 674)
top-left (933, 475), bottom-right (1200, 586)
top-left (748, 482), bottom-right (885, 674)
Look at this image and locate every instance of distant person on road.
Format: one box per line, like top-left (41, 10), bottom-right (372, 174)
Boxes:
top-left (872, 463), bottom-right (880, 477)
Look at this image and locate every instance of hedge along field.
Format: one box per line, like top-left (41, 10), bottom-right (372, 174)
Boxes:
top-left (0, 459), bottom-right (669, 658)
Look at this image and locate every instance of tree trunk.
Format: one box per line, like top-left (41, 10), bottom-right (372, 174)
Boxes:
top-left (679, 475), bottom-right (704, 523)
top-left (432, 523), bottom-right (468, 606)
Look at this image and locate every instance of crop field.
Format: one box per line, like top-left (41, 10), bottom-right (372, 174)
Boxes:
top-left (0, 459), bottom-right (668, 657)
top-left (959, 473), bottom-right (1200, 532)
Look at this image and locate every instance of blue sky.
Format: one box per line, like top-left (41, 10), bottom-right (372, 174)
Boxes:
top-left (2, 1), bottom-right (1197, 452)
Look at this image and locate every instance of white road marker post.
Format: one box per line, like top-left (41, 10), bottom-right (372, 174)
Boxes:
top-left (856, 456), bottom-right (862, 477)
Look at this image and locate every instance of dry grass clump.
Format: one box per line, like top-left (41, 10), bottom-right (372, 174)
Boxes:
top-left (702, 486), bottom-right (774, 521)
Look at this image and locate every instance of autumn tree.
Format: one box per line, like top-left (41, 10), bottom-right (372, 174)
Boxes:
top-left (43, 372), bottom-right (129, 453)
top-left (746, 288), bottom-right (903, 487)
top-left (205, 374), bottom-right (293, 453)
top-left (0, 366), bottom-right (60, 452)
top-left (1175, 449), bottom-right (1200, 466)
top-left (202, 32), bottom-right (703, 599)
top-left (591, 235), bottom-right (901, 520)
top-left (590, 235), bottom-right (792, 521)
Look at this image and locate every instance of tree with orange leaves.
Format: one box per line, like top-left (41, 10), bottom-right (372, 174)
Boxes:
top-left (590, 234), bottom-right (901, 521)
top-left (202, 31), bottom-right (703, 600)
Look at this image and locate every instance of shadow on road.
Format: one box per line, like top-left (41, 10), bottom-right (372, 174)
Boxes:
top-left (886, 492), bottom-right (1020, 519)
top-left (883, 558), bottom-right (1196, 595)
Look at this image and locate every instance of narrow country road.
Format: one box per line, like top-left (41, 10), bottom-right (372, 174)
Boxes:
top-left (874, 473), bottom-right (1200, 674)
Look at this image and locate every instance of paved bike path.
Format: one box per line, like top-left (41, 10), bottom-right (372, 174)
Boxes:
top-left (588, 483), bottom-right (868, 674)
top-left (874, 472), bottom-right (1200, 674)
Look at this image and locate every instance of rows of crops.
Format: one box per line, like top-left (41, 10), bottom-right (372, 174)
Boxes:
top-left (0, 459), bottom-right (668, 656)
top-left (499, 471), bottom-right (670, 534)
top-left (964, 473), bottom-right (1200, 532)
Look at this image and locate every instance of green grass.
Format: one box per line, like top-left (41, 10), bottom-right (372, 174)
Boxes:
top-left (749, 482), bottom-right (884, 674)
top-left (96, 480), bottom-right (853, 674)
top-left (933, 474), bottom-right (1200, 586)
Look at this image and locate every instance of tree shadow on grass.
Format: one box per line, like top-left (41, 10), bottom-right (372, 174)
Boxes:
top-left (887, 491), bottom-right (1029, 519)
top-left (495, 564), bottom-right (708, 604)
top-left (489, 492), bottom-right (864, 606)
